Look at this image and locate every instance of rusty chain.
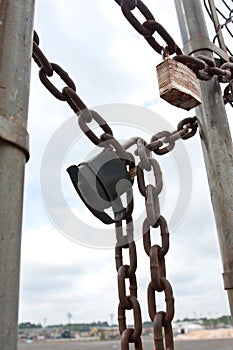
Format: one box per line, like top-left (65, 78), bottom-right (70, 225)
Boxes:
top-left (32, 28), bottom-right (199, 350)
top-left (32, 31), bottom-right (198, 151)
top-left (115, 218), bottom-right (144, 350)
top-left (123, 117), bottom-right (198, 157)
top-left (114, 0), bottom-right (233, 105)
top-left (115, 120), bottom-right (197, 349)
top-left (115, 138), bottom-right (176, 350)
top-left (140, 166), bottom-right (175, 350)
top-left (224, 80), bottom-right (233, 106)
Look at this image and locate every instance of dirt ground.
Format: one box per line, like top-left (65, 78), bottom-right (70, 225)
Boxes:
top-left (176, 327), bottom-right (233, 340)
top-left (18, 329), bottom-right (233, 350)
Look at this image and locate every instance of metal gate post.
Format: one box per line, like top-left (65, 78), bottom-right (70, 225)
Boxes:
top-left (174, 0), bottom-right (233, 319)
top-left (0, 1), bottom-right (35, 349)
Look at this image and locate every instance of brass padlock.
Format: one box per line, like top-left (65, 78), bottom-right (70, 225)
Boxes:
top-left (156, 58), bottom-right (201, 111)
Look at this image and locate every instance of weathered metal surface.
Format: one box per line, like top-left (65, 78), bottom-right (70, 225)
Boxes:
top-left (0, 115), bottom-right (29, 161)
top-left (183, 37), bottom-right (230, 62)
top-left (114, 0), bottom-right (233, 105)
top-left (223, 270), bottom-right (233, 290)
top-left (156, 58), bottom-right (201, 110)
top-left (0, 1), bottom-right (35, 350)
top-left (175, 0), bottom-right (233, 320)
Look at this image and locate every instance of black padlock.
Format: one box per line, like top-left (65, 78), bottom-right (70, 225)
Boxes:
top-left (67, 148), bottom-right (133, 224)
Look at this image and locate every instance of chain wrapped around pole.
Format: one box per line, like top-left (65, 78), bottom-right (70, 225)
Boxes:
top-left (32, 21), bottom-right (200, 350)
top-left (114, 0), bottom-right (233, 106)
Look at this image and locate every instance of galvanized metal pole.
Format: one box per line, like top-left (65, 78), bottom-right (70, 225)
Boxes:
top-left (0, 1), bottom-right (35, 349)
top-left (174, 0), bottom-right (233, 319)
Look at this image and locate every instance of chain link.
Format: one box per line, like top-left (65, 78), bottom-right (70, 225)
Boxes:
top-left (114, 0), bottom-right (182, 56)
top-left (224, 80), bottom-right (233, 106)
top-left (115, 218), bottom-right (144, 349)
top-left (147, 117), bottom-right (198, 155)
top-left (174, 54), bottom-right (233, 82)
top-left (114, 0), bottom-right (233, 105)
top-left (116, 138), bottom-right (178, 349)
top-left (116, 118), bottom-right (197, 348)
top-left (138, 154), bottom-right (175, 350)
top-left (33, 31), bottom-right (87, 114)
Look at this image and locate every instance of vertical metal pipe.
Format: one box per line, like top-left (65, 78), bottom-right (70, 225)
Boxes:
top-left (0, 1), bottom-right (35, 349)
top-left (174, 0), bottom-right (233, 319)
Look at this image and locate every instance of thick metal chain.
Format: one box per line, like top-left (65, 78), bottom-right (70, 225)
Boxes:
top-left (139, 156), bottom-right (174, 350)
top-left (33, 31), bottom-right (87, 113)
top-left (114, 0), bottom-right (182, 56)
top-left (115, 218), bottom-right (144, 350)
top-left (115, 120), bottom-right (198, 349)
top-left (123, 117), bottom-right (198, 157)
top-left (224, 80), bottom-right (233, 106)
top-left (32, 31), bottom-right (198, 150)
top-left (114, 0), bottom-right (233, 104)
top-left (116, 138), bottom-right (177, 349)
top-left (32, 29), bottom-right (199, 350)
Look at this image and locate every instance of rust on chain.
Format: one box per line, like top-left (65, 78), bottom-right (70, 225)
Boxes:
top-left (161, 278), bottom-right (175, 324)
top-left (136, 138), bottom-right (152, 171)
top-left (121, 328), bottom-right (143, 350)
top-left (147, 117), bottom-right (198, 149)
top-left (174, 54), bottom-right (233, 84)
top-left (153, 311), bottom-right (174, 350)
top-left (145, 185), bottom-right (161, 227)
top-left (143, 216), bottom-right (169, 257)
top-left (135, 134), bottom-right (175, 349)
top-left (120, 0), bottom-right (155, 37)
top-left (78, 110), bottom-right (113, 145)
top-left (63, 87), bottom-right (87, 112)
top-left (118, 296), bottom-right (143, 341)
top-left (100, 133), bottom-right (135, 165)
top-left (149, 245), bottom-right (166, 292)
top-left (115, 240), bottom-right (137, 276)
top-left (125, 191), bottom-right (135, 220)
top-left (118, 265), bottom-right (138, 309)
top-left (147, 278), bottom-right (174, 324)
top-left (32, 32), bottom-right (93, 119)
top-left (114, 0), bottom-right (233, 102)
top-left (115, 217), bottom-right (134, 248)
top-left (115, 213), bottom-right (144, 349)
top-left (224, 81), bottom-right (233, 106)
top-left (150, 131), bottom-right (175, 155)
top-left (177, 117), bottom-right (198, 140)
top-left (153, 311), bottom-right (165, 350)
top-left (39, 63), bottom-right (76, 100)
top-left (137, 158), bottom-right (163, 197)
top-left (143, 20), bottom-right (182, 56)
top-left (33, 43), bottom-right (53, 76)
top-left (32, 23), bottom-right (201, 350)
top-left (115, 0), bottom-right (182, 55)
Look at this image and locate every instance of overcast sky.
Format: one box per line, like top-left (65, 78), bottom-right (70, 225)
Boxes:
top-left (19, 0), bottom-right (233, 326)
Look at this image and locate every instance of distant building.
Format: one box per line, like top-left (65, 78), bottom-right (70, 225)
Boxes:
top-left (173, 321), bottom-right (203, 335)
